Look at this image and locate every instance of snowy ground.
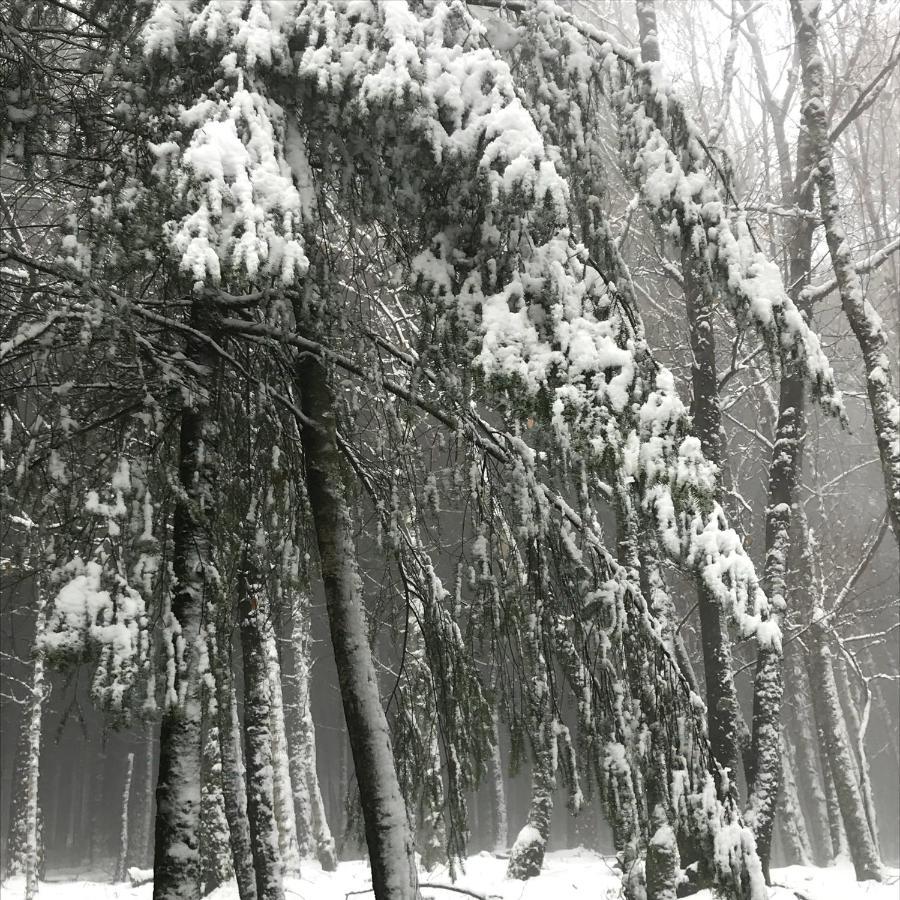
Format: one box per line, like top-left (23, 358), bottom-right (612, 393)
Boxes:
top-left (3, 851), bottom-right (898, 900)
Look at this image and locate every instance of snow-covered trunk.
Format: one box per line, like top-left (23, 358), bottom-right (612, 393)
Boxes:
top-left (645, 815), bottom-right (679, 900)
top-left (282, 589), bottom-right (336, 870)
top-left (418, 718), bottom-right (448, 873)
top-left (24, 582), bottom-right (48, 900)
top-left (507, 717), bottom-right (555, 880)
top-left (153, 303), bottom-right (216, 900)
top-left (635, 0), bottom-right (662, 64)
top-left (305, 727), bottom-right (338, 872)
top-left (508, 567), bottom-right (555, 882)
top-left (683, 207), bottom-right (742, 793)
top-left (777, 732), bottom-right (812, 866)
top-left (116, 753), bottom-right (135, 882)
top-left (807, 616), bottom-right (882, 880)
top-left (748, 383), bottom-right (805, 877)
top-left (213, 636), bottom-right (257, 900)
top-left (238, 541), bottom-right (285, 900)
top-left (280, 594), bottom-right (313, 859)
top-left (834, 659), bottom-right (880, 856)
top-left (132, 723), bottom-right (155, 868)
top-left (790, 0), bottom-right (900, 545)
top-left (199, 719), bottom-right (233, 895)
top-left (818, 745), bottom-right (848, 860)
top-left (297, 352), bottom-right (417, 900)
top-left (636, 0), bottom-right (743, 797)
top-left (265, 633), bottom-right (302, 878)
top-left (487, 703), bottom-right (508, 855)
top-left (784, 666), bottom-right (830, 863)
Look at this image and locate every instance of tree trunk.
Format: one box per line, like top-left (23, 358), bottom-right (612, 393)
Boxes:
top-left (636, 0), bottom-right (743, 799)
top-left (266, 632), bottom-right (302, 877)
top-left (834, 658), bottom-right (880, 859)
top-left (142, 722), bottom-right (155, 867)
top-left (487, 705), bottom-right (508, 854)
top-left (116, 753), bottom-right (135, 882)
top-left (239, 542), bottom-right (286, 900)
top-left (90, 731), bottom-right (108, 867)
top-left (153, 299), bottom-right (218, 900)
top-left (24, 583), bottom-right (48, 900)
top-left (776, 732), bottom-right (811, 866)
top-left (507, 718), bottom-right (555, 880)
top-left (213, 637), bottom-right (257, 900)
top-left (807, 622), bottom-right (882, 880)
top-left (785, 640), bottom-right (832, 865)
top-left (282, 588), bottom-right (337, 870)
top-left (298, 351), bottom-right (418, 899)
top-left (281, 593), bottom-right (314, 859)
top-left (790, 0), bottom-right (900, 545)
top-left (199, 720), bottom-right (233, 895)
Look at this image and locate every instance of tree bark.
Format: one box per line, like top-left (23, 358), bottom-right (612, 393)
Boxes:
top-left (23, 583), bottom-right (48, 900)
top-left (265, 632), bottom-right (302, 877)
top-left (153, 301), bottom-right (217, 900)
top-left (116, 753), bottom-right (135, 883)
top-left (297, 352), bottom-right (418, 900)
top-left (213, 637), bottom-right (257, 900)
top-left (790, 0), bottom-right (900, 545)
top-left (487, 704), bottom-right (508, 855)
top-left (807, 622), bottom-right (882, 880)
top-left (776, 732), bottom-right (812, 866)
top-left (239, 541), bottom-right (286, 900)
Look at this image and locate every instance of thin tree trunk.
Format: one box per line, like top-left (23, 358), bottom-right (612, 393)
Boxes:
top-left (790, 0), bottom-right (900, 545)
top-left (297, 351), bottom-right (418, 900)
top-left (24, 583), bottom-right (48, 900)
top-left (116, 753), bottom-right (135, 882)
top-left (281, 593), bottom-right (313, 859)
top-left (487, 704), bottom-right (508, 855)
top-left (282, 588), bottom-right (337, 870)
top-left (91, 731), bottom-right (108, 868)
top-left (142, 722), bottom-right (155, 868)
top-left (214, 638), bottom-right (257, 900)
top-left (266, 633), bottom-right (302, 878)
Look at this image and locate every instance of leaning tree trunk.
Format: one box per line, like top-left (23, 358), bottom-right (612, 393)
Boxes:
top-left (790, 0), bottom-right (900, 545)
top-left (238, 539), bottom-right (286, 900)
top-left (153, 299), bottom-right (219, 900)
top-left (297, 351), bottom-right (418, 900)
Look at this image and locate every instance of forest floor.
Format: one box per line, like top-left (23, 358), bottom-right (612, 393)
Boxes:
top-left (3, 850), bottom-right (899, 899)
